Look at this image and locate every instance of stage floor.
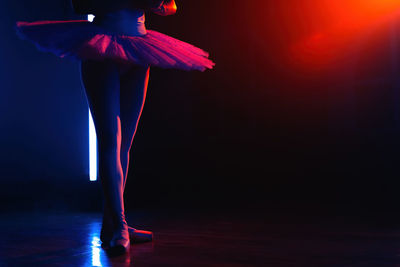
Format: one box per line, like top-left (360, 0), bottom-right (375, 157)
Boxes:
top-left (0, 211), bottom-right (399, 266)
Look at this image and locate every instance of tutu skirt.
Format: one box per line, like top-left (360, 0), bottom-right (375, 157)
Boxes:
top-left (15, 17), bottom-right (215, 71)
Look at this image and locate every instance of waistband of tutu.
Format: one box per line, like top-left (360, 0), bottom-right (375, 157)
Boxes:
top-left (92, 9), bottom-right (147, 36)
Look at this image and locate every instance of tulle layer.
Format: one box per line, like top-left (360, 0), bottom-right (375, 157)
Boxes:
top-left (15, 20), bottom-right (215, 71)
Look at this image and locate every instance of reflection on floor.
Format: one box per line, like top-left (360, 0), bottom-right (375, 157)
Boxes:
top-left (0, 211), bottom-right (399, 266)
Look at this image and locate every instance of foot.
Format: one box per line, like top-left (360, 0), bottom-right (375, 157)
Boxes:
top-left (101, 202), bottom-right (153, 245)
top-left (108, 237), bottom-right (130, 256)
top-left (101, 225), bottom-right (153, 245)
top-left (105, 238), bottom-right (130, 256)
top-left (104, 222), bottom-right (130, 256)
top-left (101, 221), bottom-right (153, 247)
top-left (128, 226), bottom-right (153, 243)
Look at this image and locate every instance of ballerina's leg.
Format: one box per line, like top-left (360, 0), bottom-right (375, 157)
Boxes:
top-left (80, 59), bottom-right (130, 251)
top-left (118, 64), bottom-right (154, 243)
top-left (92, 62), bottom-right (153, 243)
top-left (119, 65), bottom-right (150, 189)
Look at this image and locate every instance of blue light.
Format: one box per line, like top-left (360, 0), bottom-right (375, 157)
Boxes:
top-left (89, 109), bottom-right (97, 181)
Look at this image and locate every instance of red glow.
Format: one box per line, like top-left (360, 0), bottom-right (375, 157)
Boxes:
top-left (289, 0), bottom-right (400, 71)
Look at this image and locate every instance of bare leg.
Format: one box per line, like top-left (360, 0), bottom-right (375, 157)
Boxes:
top-left (80, 59), bottom-right (129, 253)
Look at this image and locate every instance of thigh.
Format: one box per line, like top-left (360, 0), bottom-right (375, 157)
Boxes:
top-left (119, 65), bottom-right (150, 147)
top-left (80, 59), bottom-right (122, 147)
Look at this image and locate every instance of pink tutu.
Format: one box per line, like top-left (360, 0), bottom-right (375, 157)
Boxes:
top-left (15, 19), bottom-right (215, 71)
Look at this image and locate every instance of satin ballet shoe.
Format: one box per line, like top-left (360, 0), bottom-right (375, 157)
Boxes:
top-left (101, 225), bottom-right (153, 247)
top-left (104, 240), bottom-right (130, 256)
top-left (107, 237), bottom-right (130, 256)
top-left (103, 222), bottom-right (130, 256)
top-left (128, 226), bottom-right (153, 243)
top-left (101, 209), bottom-right (153, 244)
top-left (101, 237), bottom-right (130, 255)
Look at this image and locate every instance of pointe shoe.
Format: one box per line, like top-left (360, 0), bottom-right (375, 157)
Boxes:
top-left (106, 238), bottom-right (130, 255)
top-left (128, 226), bottom-right (153, 243)
top-left (108, 236), bottom-right (130, 255)
top-left (101, 203), bottom-right (153, 244)
top-left (105, 222), bottom-right (130, 256)
top-left (101, 224), bottom-right (153, 247)
top-left (100, 195), bottom-right (130, 255)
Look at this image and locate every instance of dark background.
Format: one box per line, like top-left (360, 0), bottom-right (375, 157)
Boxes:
top-left (2, 0), bottom-right (400, 220)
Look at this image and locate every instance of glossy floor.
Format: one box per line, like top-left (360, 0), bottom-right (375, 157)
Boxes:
top-left (0, 211), bottom-right (399, 266)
